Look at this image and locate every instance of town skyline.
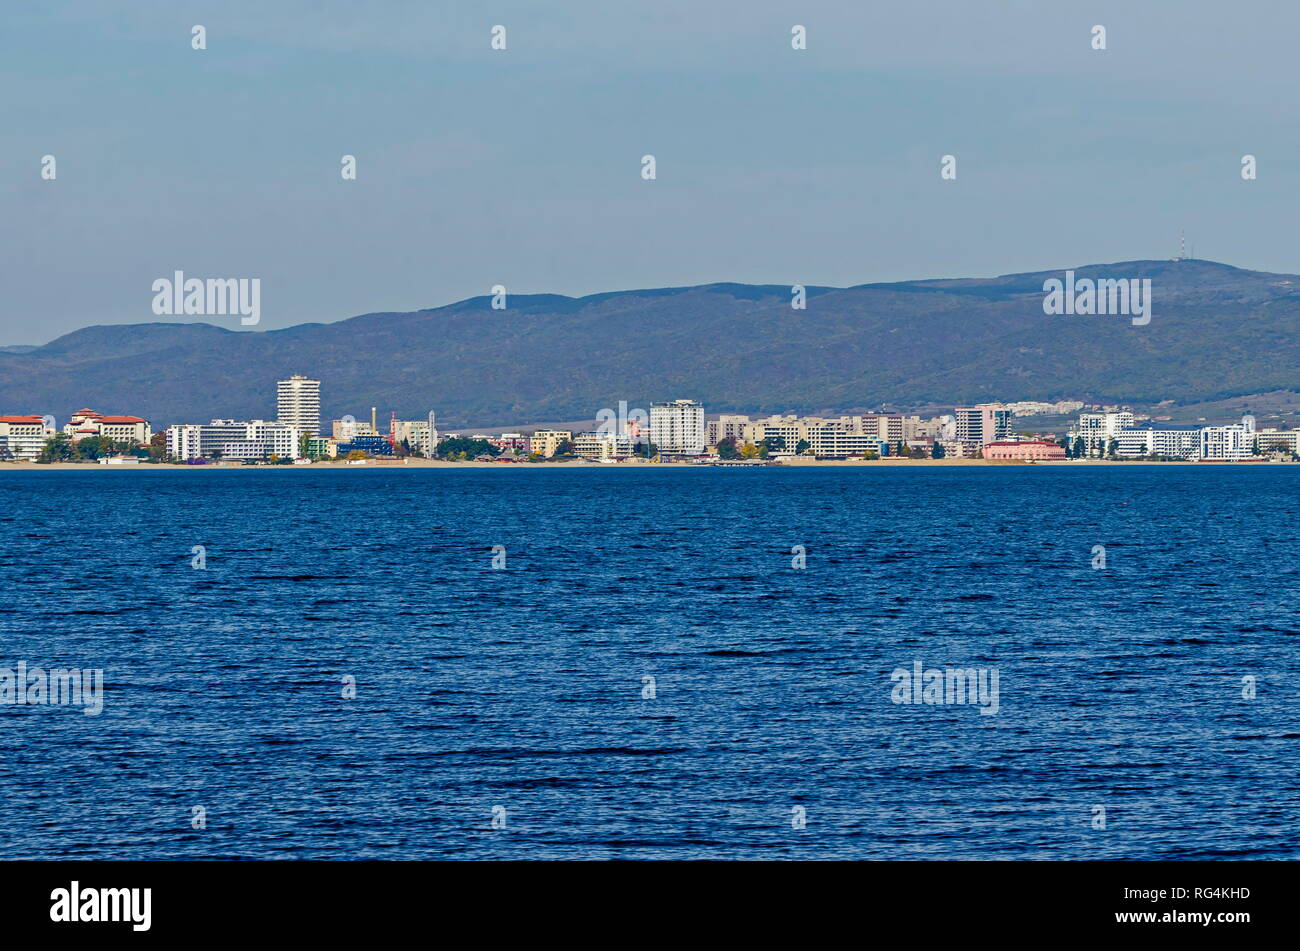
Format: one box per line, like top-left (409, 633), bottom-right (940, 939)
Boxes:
top-left (3, 374), bottom-right (1294, 466)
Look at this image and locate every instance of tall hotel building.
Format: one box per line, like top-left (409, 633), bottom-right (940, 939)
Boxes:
top-left (276, 375), bottom-right (321, 435)
top-left (650, 399), bottom-right (705, 457)
top-left (953, 404), bottom-right (1013, 452)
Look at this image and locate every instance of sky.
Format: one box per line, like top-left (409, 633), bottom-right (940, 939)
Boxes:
top-left (4, 0), bottom-right (1300, 344)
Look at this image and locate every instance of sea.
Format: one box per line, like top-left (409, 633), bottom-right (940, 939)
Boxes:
top-left (1, 465), bottom-right (1296, 859)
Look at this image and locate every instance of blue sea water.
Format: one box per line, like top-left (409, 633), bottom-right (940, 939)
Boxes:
top-left (0, 465), bottom-right (1297, 860)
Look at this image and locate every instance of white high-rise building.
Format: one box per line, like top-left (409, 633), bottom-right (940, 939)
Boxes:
top-left (276, 375), bottom-right (321, 435)
top-left (650, 400), bottom-right (705, 457)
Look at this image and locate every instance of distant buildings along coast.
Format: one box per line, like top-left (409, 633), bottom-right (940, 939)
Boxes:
top-left (0, 383), bottom-right (1296, 464)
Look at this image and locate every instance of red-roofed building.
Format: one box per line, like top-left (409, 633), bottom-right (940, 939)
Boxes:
top-left (0, 415), bottom-right (54, 460)
top-left (63, 409), bottom-right (152, 445)
top-left (982, 440), bottom-right (1066, 461)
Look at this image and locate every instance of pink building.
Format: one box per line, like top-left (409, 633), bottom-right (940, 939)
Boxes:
top-left (982, 440), bottom-right (1066, 460)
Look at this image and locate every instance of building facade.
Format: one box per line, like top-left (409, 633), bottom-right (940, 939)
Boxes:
top-left (1255, 428), bottom-right (1300, 456)
top-left (1071, 411), bottom-right (1135, 456)
top-left (528, 430), bottom-right (572, 458)
top-left (650, 400), bottom-right (705, 456)
top-left (983, 440), bottom-right (1066, 460)
top-left (953, 404), bottom-right (1013, 452)
top-left (167, 420), bottom-right (305, 462)
top-left (276, 375), bottom-right (321, 435)
top-left (1200, 415), bottom-right (1256, 461)
top-left (860, 414), bottom-right (906, 445)
top-left (64, 409), bottom-right (151, 445)
top-left (573, 432), bottom-right (634, 460)
top-left (1114, 424), bottom-right (1201, 459)
top-left (392, 420), bottom-right (435, 456)
top-left (705, 414), bottom-right (751, 447)
top-left (0, 416), bottom-right (54, 460)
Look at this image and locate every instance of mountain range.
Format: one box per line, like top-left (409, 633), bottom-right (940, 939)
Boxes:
top-left (3, 259), bottom-right (1299, 429)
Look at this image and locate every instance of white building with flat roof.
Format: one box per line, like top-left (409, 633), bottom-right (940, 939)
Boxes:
top-left (276, 375), bottom-right (321, 435)
top-left (167, 420), bottom-right (305, 462)
top-left (573, 432), bottom-right (633, 460)
top-left (392, 419), bottom-right (436, 456)
top-left (650, 400), bottom-right (705, 456)
top-left (1200, 415), bottom-right (1256, 461)
top-left (1114, 424), bottom-right (1202, 459)
top-left (1071, 411), bottom-right (1135, 456)
top-left (1255, 428), bottom-right (1300, 456)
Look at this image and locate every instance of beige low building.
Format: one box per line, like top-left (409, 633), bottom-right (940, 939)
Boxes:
top-left (573, 432), bottom-right (633, 460)
top-left (529, 430), bottom-right (572, 457)
top-left (0, 416), bottom-right (54, 460)
top-left (64, 409), bottom-right (152, 445)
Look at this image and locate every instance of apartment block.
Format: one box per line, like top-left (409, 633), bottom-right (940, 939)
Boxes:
top-left (705, 414), bottom-right (751, 446)
top-left (392, 419), bottom-right (436, 456)
top-left (1114, 424), bottom-right (1202, 459)
top-left (573, 432), bottom-right (634, 460)
top-left (953, 404), bottom-right (1013, 451)
top-left (277, 375), bottom-right (321, 435)
top-left (529, 430), bottom-right (572, 458)
top-left (167, 420), bottom-right (305, 462)
top-left (1071, 411), bottom-right (1135, 455)
top-left (860, 414), bottom-right (906, 445)
top-left (1255, 428), bottom-right (1300, 456)
top-left (650, 400), bottom-right (705, 456)
top-left (0, 416), bottom-right (54, 460)
top-left (745, 415), bottom-right (809, 454)
top-left (1200, 416), bottom-right (1256, 461)
top-left (807, 420), bottom-right (888, 458)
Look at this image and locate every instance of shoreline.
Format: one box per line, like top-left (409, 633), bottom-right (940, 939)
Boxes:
top-left (0, 458), bottom-right (1286, 471)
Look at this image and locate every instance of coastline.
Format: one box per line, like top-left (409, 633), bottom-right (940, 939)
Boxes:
top-left (0, 458), bottom-right (1282, 471)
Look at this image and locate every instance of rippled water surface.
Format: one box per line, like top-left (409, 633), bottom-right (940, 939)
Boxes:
top-left (1, 466), bottom-right (1297, 859)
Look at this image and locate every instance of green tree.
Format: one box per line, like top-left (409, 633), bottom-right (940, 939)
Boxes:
top-left (435, 436), bottom-right (501, 459)
top-left (931, 441), bottom-right (945, 459)
top-left (1072, 436), bottom-right (1086, 458)
top-left (37, 434), bottom-right (75, 463)
top-left (795, 439), bottom-right (811, 455)
top-left (716, 436), bottom-right (740, 460)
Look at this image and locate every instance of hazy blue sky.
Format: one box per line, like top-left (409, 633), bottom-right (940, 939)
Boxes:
top-left (4, 0), bottom-right (1300, 343)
